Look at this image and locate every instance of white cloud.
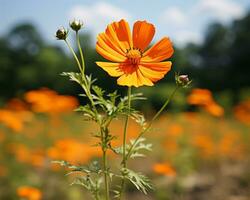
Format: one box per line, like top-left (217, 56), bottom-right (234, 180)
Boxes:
top-left (175, 30), bottom-right (203, 46)
top-left (159, 0), bottom-right (246, 46)
top-left (69, 2), bottom-right (132, 36)
top-left (161, 7), bottom-right (188, 26)
top-left (159, 7), bottom-right (201, 46)
top-left (195, 0), bottom-right (245, 22)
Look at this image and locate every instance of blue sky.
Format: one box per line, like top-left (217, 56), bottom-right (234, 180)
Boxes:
top-left (1, 0), bottom-right (250, 47)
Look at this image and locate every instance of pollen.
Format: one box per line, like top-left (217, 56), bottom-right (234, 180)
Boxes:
top-left (126, 48), bottom-right (142, 65)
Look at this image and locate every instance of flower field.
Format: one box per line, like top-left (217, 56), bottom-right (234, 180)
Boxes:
top-left (1, 0), bottom-right (250, 199)
top-left (0, 88), bottom-right (249, 200)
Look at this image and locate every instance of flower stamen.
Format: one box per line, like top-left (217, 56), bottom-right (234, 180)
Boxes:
top-left (126, 48), bottom-right (142, 65)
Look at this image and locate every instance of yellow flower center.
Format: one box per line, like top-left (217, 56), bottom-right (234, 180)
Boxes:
top-left (126, 48), bottom-right (142, 65)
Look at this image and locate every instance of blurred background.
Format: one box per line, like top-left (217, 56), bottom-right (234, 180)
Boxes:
top-left (0, 0), bottom-right (250, 199)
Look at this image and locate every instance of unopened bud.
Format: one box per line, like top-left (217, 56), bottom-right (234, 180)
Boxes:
top-left (176, 74), bottom-right (192, 87)
top-left (70, 20), bottom-right (83, 32)
top-left (56, 28), bottom-right (68, 40)
top-left (179, 75), bottom-right (189, 83)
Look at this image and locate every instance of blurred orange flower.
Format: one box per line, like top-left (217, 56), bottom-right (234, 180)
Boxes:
top-left (234, 98), bottom-right (250, 124)
top-left (164, 140), bottom-right (179, 154)
top-left (109, 119), bottom-right (140, 147)
top-left (0, 109), bottom-right (33, 132)
top-left (187, 89), bottom-right (213, 106)
top-left (167, 124), bottom-right (183, 137)
top-left (11, 144), bottom-right (30, 163)
top-left (96, 19), bottom-right (174, 87)
top-left (17, 186), bottom-right (42, 200)
top-left (5, 98), bottom-right (29, 111)
top-left (192, 134), bottom-right (215, 158)
top-left (47, 138), bottom-right (101, 165)
top-left (153, 163), bottom-right (176, 176)
top-left (8, 143), bottom-right (46, 167)
top-left (204, 102), bottom-right (224, 117)
top-left (30, 150), bottom-right (46, 168)
top-left (25, 88), bottom-right (79, 113)
top-left (187, 88), bottom-right (224, 117)
top-left (218, 132), bottom-right (245, 159)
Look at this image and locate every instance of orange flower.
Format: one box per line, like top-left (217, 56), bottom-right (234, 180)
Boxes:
top-left (5, 98), bottom-right (29, 111)
top-left (96, 19), bottom-right (174, 87)
top-left (218, 132), bottom-right (245, 159)
top-left (204, 102), bottom-right (224, 117)
top-left (11, 144), bottom-right (30, 163)
top-left (153, 163), bottom-right (176, 176)
top-left (234, 99), bottom-right (250, 124)
top-left (108, 119), bottom-right (141, 147)
top-left (187, 89), bottom-right (213, 106)
top-left (25, 88), bottom-right (79, 113)
top-left (167, 124), bottom-right (183, 137)
top-left (192, 134), bottom-right (215, 158)
top-left (17, 186), bottom-right (42, 200)
top-left (187, 88), bottom-right (224, 117)
top-left (47, 138), bottom-right (101, 165)
top-left (0, 109), bottom-right (32, 132)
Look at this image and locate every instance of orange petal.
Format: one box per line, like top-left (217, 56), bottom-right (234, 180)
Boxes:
top-left (98, 33), bottom-right (126, 56)
top-left (96, 33), bottom-right (127, 62)
top-left (105, 25), bottom-right (127, 53)
top-left (117, 69), bottom-right (153, 87)
top-left (141, 37), bottom-right (174, 62)
top-left (105, 19), bottom-right (133, 53)
top-left (117, 72), bottom-right (138, 87)
top-left (96, 62), bottom-right (124, 77)
top-left (133, 21), bottom-right (155, 51)
top-left (139, 61), bottom-right (172, 82)
top-left (136, 70), bottom-right (154, 86)
top-left (96, 43), bottom-right (126, 62)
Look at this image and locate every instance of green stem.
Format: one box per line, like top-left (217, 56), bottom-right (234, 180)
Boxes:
top-left (101, 127), bottom-right (110, 200)
top-left (103, 147), bottom-right (109, 200)
top-left (64, 39), bottom-right (82, 73)
top-left (65, 39), bottom-right (98, 114)
top-left (120, 87), bottom-right (131, 199)
top-left (76, 31), bottom-right (85, 73)
top-left (123, 87), bottom-right (131, 165)
top-left (80, 83), bottom-right (98, 115)
top-left (125, 85), bottom-right (180, 160)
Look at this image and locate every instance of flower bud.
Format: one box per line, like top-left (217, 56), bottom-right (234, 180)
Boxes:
top-left (70, 20), bottom-right (83, 32)
top-left (175, 74), bottom-right (192, 87)
top-left (55, 28), bottom-right (68, 40)
top-left (179, 75), bottom-right (189, 83)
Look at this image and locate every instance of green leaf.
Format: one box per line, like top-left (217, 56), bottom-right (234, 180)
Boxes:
top-left (61, 72), bottom-right (83, 84)
top-left (113, 137), bottom-right (152, 158)
top-left (52, 160), bottom-right (102, 199)
top-left (108, 91), bottom-right (119, 104)
top-left (86, 74), bottom-right (97, 86)
top-left (122, 168), bottom-right (153, 194)
top-left (92, 85), bottom-right (105, 98)
top-left (71, 176), bottom-right (102, 199)
top-left (75, 105), bottom-right (96, 119)
top-left (130, 110), bottom-right (147, 127)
